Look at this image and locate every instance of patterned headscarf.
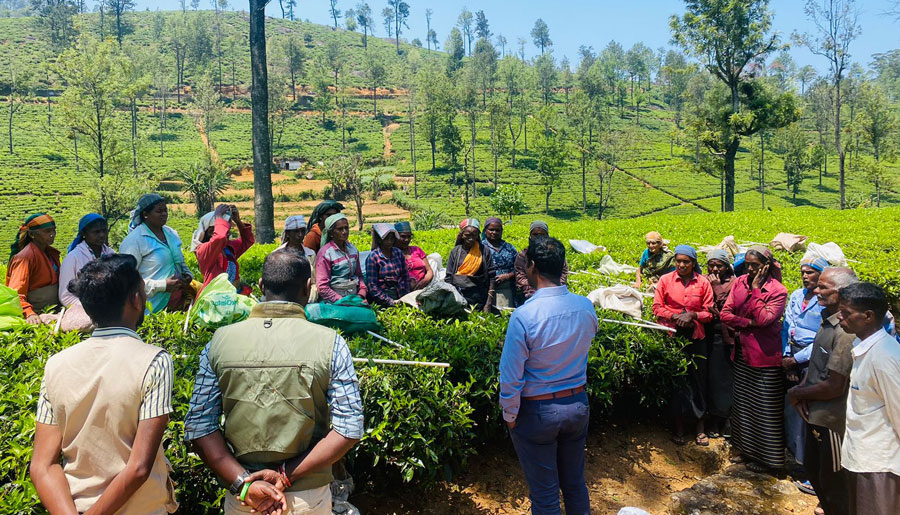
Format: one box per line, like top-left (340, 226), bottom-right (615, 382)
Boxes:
top-left (129, 193), bottom-right (166, 232)
top-left (800, 249), bottom-right (831, 272)
top-left (69, 213), bottom-right (106, 252)
top-left (747, 245), bottom-right (783, 283)
top-left (11, 213), bottom-right (54, 258)
top-left (459, 218), bottom-right (480, 231)
top-left (321, 213), bottom-right (348, 248)
top-left (394, 221), bottom-right (412, 233)
top-left (281, 215), bottom-right (308, 244)
top-left (190, 211), bottom-right (217, 252)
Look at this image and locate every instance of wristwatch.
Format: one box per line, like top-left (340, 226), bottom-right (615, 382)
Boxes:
top-left (228, 471), bottom-right (251, 496)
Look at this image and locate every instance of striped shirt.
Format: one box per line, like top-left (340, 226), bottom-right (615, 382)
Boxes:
top-left (184, 332), bottom-right (364, 441)
top-left (35, 327), bottom-right (174, 424)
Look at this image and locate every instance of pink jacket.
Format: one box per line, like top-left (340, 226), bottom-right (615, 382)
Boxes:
top-left (720, 274), bottom-right (787, 367)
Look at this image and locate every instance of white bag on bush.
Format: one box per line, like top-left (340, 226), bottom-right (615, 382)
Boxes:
top-left (569, 239), bottom-right (606, 254)
top-left (587, 285), bottom-right (644, 319)
top-left (698, 235), bottom-right (740, 259)
top-left (596, 254), bottom-right (638, 276)
top-left (427, 252), bottom-right (446, 282)
top-left (770, 233), bottom-right (808, 252)
top-left (804, 242), bottom-right (848, 267)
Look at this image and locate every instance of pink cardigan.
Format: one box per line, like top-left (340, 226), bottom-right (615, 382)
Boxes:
top-left (720, 274), bottom-right (787, 368)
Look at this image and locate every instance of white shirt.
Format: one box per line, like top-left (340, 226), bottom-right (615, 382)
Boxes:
top-left (842, 328), bottom-right (900, 474)
top-left (58, 242), bottom-right (115, 307)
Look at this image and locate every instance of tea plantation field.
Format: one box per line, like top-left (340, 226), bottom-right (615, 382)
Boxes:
top-left (1, 205), bottom-right (898, 512)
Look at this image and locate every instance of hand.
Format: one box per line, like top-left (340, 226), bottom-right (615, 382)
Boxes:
top-left (782, 356), bottom-right (797, 370)
top-left (214, 204), bottom-right (231, 219)
top-left (165, 277), bottom-right (181, 292)
top-left (179, 276), bottom-right (194, 288)
top-left (795, 401), bottom-right (809, 423)
top-left (751, 264), bottom-right (769, 290)
top-left (633, 280), bottom-right (642, 290)
top-left (708, 273), bottom-right (721, 286)
top-left (672, 311), bottom-right (695, 328)
top-left (240, 481), bottom-right (286, 515)
top-left (787, 386), bottom-right (801, 406)
top-left (414, 279), bottom-right (429, 290)
top-left (230, 205), bottom-right (242, 224)
top-left (245, 469), bottom-right (286, 491)
top-left (26, 314), bottom-right (42, 325)
top-left (786, 370), bottom-right (799, 383)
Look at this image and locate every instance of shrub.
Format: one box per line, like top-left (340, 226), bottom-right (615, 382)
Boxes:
top-left (412, 208), bottom-right (452, 231)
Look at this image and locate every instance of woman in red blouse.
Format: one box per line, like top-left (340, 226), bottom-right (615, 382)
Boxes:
top-left (720, 246), bottom-right (788, 473)
top-left (653, 245), bottom-right (713, 446)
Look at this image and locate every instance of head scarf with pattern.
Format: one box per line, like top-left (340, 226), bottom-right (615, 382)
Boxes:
top-left (69, 213), bottom-right (105, 252)
top-left (11, 213), bottom-right (54, 258)
top-left (747, 245), bottom-right (783, 283)
top-left (394, 221), bottom-right (412, 233)
top-left (129, 193), bottom-right (166, 232)
top-left (281, 215), bottom-right (308, 244)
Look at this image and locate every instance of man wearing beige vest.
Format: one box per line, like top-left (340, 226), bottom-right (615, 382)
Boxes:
top-left (185, 248), bottom-right (364, 514)
top-left (30, 254), bottom-right (178, 514)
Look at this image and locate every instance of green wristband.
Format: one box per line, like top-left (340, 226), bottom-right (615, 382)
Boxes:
top-left (239, 481), bottom-right (251, 501)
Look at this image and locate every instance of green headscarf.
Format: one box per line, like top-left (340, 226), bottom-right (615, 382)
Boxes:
top-left (321, 213), bottom-right (348, 248)
top-left (309, 200), bottom-right (344, 229)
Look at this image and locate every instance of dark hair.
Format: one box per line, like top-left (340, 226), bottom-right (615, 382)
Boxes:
top-left (83, 218), bottom-right (108, 234)
top-left (68, 254), bottom-right (143, 325)
top-left (525, 235), bottom-right (566, 280)
top-left (839, 282), bottom-right (889, 320)
top-left (263, 248), bottom-right (311, 296)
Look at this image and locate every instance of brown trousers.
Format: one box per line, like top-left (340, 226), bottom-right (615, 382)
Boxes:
top-left (848, 470), bottom-right (900, 515)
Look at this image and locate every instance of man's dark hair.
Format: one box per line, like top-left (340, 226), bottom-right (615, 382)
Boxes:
top-left (68, 254), bottom-right (142, 325)
top-left (526, 235), bottom-right (566, 280)
top-left (263, 248), bottom-right (311, 296)
top-left (839, 282), bottom-right (889, 320)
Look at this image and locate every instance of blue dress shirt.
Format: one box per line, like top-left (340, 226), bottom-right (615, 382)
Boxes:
top-left (782, 288), bottom-right (825, 364)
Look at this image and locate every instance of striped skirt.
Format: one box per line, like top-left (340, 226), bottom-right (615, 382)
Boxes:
top-left (731, 342), bottom-right (786, 469)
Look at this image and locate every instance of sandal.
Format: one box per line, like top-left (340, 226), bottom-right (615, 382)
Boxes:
top-left (814, 505), bottom-right (825, 515)
top-left (707, 431), bottom-right (721, 439)
top-left (671, 434), bottom-right (688, 446)
top-left (746, 461), bottom-right (771, 473)
top-left (695, 433), bottom-right (710, 447)
top-left (730, 454), bottom-right (746, 464)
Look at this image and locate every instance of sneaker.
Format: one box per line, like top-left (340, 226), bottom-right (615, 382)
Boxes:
top-left (794, 479), bottom-right (816, 496)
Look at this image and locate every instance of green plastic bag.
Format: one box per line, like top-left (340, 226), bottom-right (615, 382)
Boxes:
top-left (305, 295), bottom-right (381, 334)
top-left (190, 273), bottom-right (257, 329)
top-left (0, 284), bottom-right (26, 331)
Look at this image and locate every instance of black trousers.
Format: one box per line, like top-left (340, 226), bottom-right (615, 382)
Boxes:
top-left (805, 423), bottom-right (849, 515)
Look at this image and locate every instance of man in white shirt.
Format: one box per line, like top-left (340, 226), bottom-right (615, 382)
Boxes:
top-left (838, 282), bottom-right (900, 515)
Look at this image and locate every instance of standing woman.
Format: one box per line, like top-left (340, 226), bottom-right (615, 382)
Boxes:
top-left (59, 214), bottom-right (114, 308)
top-left (119, 194), bottom-right (194, 313)
top-left (652, 245), bottom-right (714, 446)
top-left (445, 218), bottom-right (495, 312)
top-left (720, 246), bottom-right (788, 473)
top-left (482, 217), bottom-right (518, 309)
top-left (6, 213), bottom-right (61, 324)
top-left (365, 223), bottom-right (411, 307)
top-left (315, 213), bottom-right (368, 303)
top-left (394, 221), bottom-right (433, 290)
top-left (635, 231), bottom-right (675, 289)
top-left (192, 204), bottom-right (255, 293)
top-left (704, 249), bottom-right (737, 439)
top-left (304, 200), bottom-right (344, 254)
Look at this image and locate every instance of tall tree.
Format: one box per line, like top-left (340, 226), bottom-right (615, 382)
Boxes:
top-left (104, 0), bottom-right (135, 45)
top-left (281, 36), bottom-right (305, 102)
top-left (169, 15), bottom-right (188, 103)
top-left (381, 6), bottom-right (394, 37)
top-left (558, 57), bottom-right (573, 112)
top-left (30, 0), bottom-right (77, 50)
top-left (192, 72), bottom-right (224, 149)
top-left (858, 82), bottom-right (897, 162)
top-left (796, 0), bottom-right (860, 209)
top-left (364, 50), bottom-right (386, 117)
top-left (456, 7), bottom-right (473, 55)
top-left (500, 56), bottom-right (525, 166)
top-left (388, 0), bottom-right (410, 55)
top-left (530, 18), bottom-right (551, 55)
top-left (775, 123), bottom-right (813, 201)
top-left (418, 61), bottom-right (442, 172)
top-left (796, 64), bottom-right (817, 94)
top-left (427, 29), bottom-right (438, 51)
top-left (445, 27), bottom-right (464, 75)
top-left (671, 0), bottom-right (784, 211)
top-left (473, 37), bottom-right (498, 106)
top-left (355, 2), bottom-right (374, 49)
top-left (425, 8), bottom-right (433, 51)
top-left (250, 0), bottom-right (274, 242)
top-left (5, 51), bottom-right (32, 155)
top-left (329, 0), bottom-right (341, 29)
top-left (534, 52), bottom-right (556, 105)
top-left (534, 107), bottom-right (565, 212)
top-left (325, 39), bottom-right (343, 106)
top-left (311, 60), bottom-right (334, 125)
top-left (495, 34), bottom-right (506, 57)
top-left (474, 10), bottom-right (490, 39)
top-left (344, 9), bottom-right (357, 30)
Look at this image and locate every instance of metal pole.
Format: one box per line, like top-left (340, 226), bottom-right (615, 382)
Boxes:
top-left (353, 357), bottom-right (450, 368)
top-left (600, 318), bottom-right (676, 333)
top-left (366, 330), bottom-right (416, 354)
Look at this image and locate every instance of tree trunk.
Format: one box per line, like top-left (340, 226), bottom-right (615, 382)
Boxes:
top-left (723, 138), bottom-right (739, 212)
top-left (760, 131), bottom-right (765, 210)
top-left (372, 84), bottom-right (377, 117)
top-left (46, 93), bottom-right (51, 129)
top-left (232, 60), bottom-right (237, 101)
top-left (131, 98), bottom-right (138, 176)
top-left (250, 0), bottom-right (275, 243)
top-left (545, 186), bottom-right (551, 213)
top-left (835, 81), bottom-right (845, 209)
top-left (73, 132), bottom-right (79, 173)
top-left (7, 101), bottom-right (12, 154)
top-left (409, 101), bottom-right (417, 198)
top-left (523, 118), bottom-right (528, 152)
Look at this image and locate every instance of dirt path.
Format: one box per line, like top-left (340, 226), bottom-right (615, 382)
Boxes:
top-left (351, 420), bottom-right (817, 515)
top-left (196, 121), bottom-right (220, 164)
top-left (382, 122), bottom-right (400, 161)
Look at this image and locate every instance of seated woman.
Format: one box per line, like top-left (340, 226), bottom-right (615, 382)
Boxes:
top-left (315, 213), bottom-right (368, 303)
top-left (365, 223), bottom-right (411, 307)
top-left (119, 194), bottom-right (194, 313)
top-left (514, 221), bottom-right (568, 302)
top-left (652, 245), bottom-right (714, 446)
top-left (635, 231), bottom-right (675, 289)
top-left (279, 215), bottom-right (317, 262)
top-left (446, 218), bottom-right (495, 312)
top-left (6, 213), bottom-right (61, 324)
top-left (192, 204), bottom-right (255, 294)
top-left (704, 249), bottom-right (737, 439)
top-left (394, 221), bottom-right (433, 290)
top-left (58, 214), bottom-right (115, 331)
top-left (482, 217), bottom-right (518, 309)
top-left (304, 200), bottom-right (344, 254)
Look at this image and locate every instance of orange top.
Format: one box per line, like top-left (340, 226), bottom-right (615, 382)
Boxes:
top-left (303, 224), bottom-right (323, 253)
top-left (6, 242), bottom-right (61, 317)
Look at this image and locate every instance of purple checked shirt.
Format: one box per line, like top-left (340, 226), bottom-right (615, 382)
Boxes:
top-left (499, 285), bottom-right (599, 423)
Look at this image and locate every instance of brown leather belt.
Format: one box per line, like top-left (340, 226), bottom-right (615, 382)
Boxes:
top-left (523, 385), bottom-right (586, 401)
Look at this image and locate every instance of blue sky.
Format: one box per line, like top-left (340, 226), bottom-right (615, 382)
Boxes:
top-left (137, 0), bottom-right (899, 74)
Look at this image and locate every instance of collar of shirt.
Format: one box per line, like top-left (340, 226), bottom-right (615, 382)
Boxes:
top-left (92, 326), bottom-right (143, 341)
top-left (529, 285), bottom-right (569, 301)
top-left (798, 289), bottom-right (820, 312)
top-left (851, 328), bottom-right (889, 358)
top-left (824, 311), bottom-right (841, 327)
top-left (250, 300), bottom-right (307, 319)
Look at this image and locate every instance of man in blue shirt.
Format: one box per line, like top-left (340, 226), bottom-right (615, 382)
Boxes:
top-left (500, 236), bottom-right (598, 515)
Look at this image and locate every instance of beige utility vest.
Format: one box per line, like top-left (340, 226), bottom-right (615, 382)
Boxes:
top-left (44, 334), bottom-right (177, 514)
top-left (208, 302), bottom-right (335, 491)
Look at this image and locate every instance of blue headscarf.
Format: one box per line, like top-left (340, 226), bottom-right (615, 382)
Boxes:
top-left (674, 244), bottom-right (702, 273)
top-left (395, 221), bottom-right (412, 233)
top-left (69, 213), bottom-right (106, 252)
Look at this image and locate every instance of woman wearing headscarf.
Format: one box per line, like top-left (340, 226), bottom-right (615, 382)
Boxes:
top-left (482, 217), bottom-right (518, 309)
top-left (119, 194), bottom-right (194, 313)
top-left (514, 221), bottom-right (568, 302)
top-left (192, 204), bottom-right (255, 294)
top-left (394, 221), bottom-right (433, 290)
top-left (58, 214), bottom-right (114, 308)
top-left (652, 245), bottom-right (714, 446)
top-left (635, 231), bottom-right (676, 289)
top-left (446, 218), bottom-right (495, 312)
top-left (315, 213), bottom-right (367, 303)
top-left (304, 200), bottom-right (344, 253)
top-left (365, 223), bottom-right (411, 307)
top-left (6, 213), bottom-right (61, 324)
top-left (704, 249), bottom-right (737, 439)
top-left (720, 245), bottom-right (788, 473)
top-left (278, 215), bottom-right (318, 301)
